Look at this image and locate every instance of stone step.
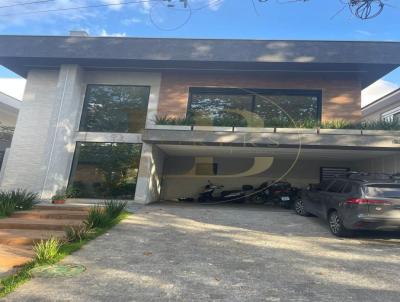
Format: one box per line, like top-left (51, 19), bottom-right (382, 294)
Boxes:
top-left (0, 244), bottom-right (34, 270)
top-left (0, 229), bottom-right (65, 246)
top-left (33, 204), bottom-right (91, 212)
top-left (11, 210), bottom-right (88, 220)
top-left (0, 218), bottom-right (83, 231)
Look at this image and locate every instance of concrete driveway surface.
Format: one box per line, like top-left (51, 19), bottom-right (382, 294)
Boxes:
top-left (2, 203), bottom-right (400, 302)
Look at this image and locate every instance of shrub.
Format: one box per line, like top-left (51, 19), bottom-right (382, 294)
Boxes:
top-left (65, 222), bottom-right (93, 243)
top-left (86, 205), bottom-right (112, 228)
top-left (104, 200), bottom-right (127, 219)
top-left (154, 115), bottom-right (193, 126)
top-left (0, 198), bottom-right (16, 217)
top-left (0, 189), bottom-right (37, 216)
top-left (33, 237), bottom-right (61, 264)
top-left (7, 189), bottom-right (38, 211)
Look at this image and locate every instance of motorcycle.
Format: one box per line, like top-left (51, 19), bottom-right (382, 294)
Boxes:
top-left (248, 181), bottom-right (270, 204)
top-left (198, 180), bottom-right (247, 203)
top-left (264, 181), bottom-right (299, 209)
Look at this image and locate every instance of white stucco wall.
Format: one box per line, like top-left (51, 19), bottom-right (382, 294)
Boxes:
top-left (352, 153), bottom-right (400, 174)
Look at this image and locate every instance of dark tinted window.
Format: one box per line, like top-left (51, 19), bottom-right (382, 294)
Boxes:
top-left (80, 85), bottom-right (150, 133)
top-left (189, 93), bottom-right (253, 126)
top-left (364, 184), bottom-right (400, 199)
top-left (254, 94), bottom-right (319, 123)
top-left (327, 180), bottom-right (346, 193)
top-left (69, 142), bottom-right (142, 199)
top-left (187, 88), bottom-right (321, 127)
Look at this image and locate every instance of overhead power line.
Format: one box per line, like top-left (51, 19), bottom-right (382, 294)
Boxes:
top-left (0, 0), bottom-right (162, 16)
top-left (0, 0), bottom-right (55, 9)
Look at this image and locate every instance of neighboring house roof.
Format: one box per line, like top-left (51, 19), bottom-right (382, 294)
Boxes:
top-left (0, 91), bottom-right (20, 127)
top-left (361, 88), bottom-right (400, 119)
top-left (1, 35), bottom-right (400, 87)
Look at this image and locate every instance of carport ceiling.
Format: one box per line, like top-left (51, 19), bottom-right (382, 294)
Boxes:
top-left (158, 145), bottom-right (400, 161)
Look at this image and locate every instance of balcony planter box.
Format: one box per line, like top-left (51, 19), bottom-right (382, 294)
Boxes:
top-left (193, 126), bottom-right (233, 132)
top-left (362, 130), bottom-right (400, 136)
top-left (319, 129), bottom-right (362, 135)
top-left (234, 127), bottom-right (275, 133)
top-left (147, 125), bottom-right (192, 131)
top-left (276, 128), bottom-right (317, 134)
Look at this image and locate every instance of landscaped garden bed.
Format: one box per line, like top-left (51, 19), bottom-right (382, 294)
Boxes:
top-left (0, 200), bottom-right (129, 298)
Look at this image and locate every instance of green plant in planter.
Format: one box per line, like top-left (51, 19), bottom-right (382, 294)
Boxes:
top-left (51, 193), bottom-right (67, 204)
top-left (154, 115), bottom-right (193, 126)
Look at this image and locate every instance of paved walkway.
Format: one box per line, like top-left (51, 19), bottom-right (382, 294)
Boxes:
top-left (3, 203), bottom-right (400, 302)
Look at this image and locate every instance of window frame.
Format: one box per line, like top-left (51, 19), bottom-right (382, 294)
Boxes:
top-left (67, 141), bottom-right (143, 199)
top-left (187, 87), bottom-right (322, 122)
top-left (78, 84), bottom-right (151, 133)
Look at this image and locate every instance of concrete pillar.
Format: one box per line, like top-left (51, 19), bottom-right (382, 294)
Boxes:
top-left (41, 65), bottom-right (84, 199)
top-left (135, 143), bottom-right (165, 204)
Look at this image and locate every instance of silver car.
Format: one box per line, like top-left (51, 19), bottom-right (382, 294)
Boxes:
top-left (294, 173), bottom-right (400, 237)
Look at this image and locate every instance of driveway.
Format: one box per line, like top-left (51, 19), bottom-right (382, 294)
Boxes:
top-left (3, 203), bottom-right (400, 302)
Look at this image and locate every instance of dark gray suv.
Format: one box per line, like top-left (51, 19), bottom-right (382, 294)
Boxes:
top-left (294, 173), bottom-right (400, 237)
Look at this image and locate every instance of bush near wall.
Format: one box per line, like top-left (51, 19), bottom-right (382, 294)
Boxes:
top-left (0, 190), bottom-right (38, 217)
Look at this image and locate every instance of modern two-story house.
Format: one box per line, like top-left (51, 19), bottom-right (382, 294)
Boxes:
top-left (0, 33), bottom-right (400, 204)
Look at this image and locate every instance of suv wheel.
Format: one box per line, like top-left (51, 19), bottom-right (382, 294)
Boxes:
top-left (328, 211), bottom-right (352, 237)
top-left (294, 199), bottom-right (310, 216)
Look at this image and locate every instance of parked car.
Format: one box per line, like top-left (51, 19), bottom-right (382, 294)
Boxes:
top-left (294, 173), bottom-right (400, 237)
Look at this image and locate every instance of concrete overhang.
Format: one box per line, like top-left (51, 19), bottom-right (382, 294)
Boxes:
top-left (142, 129), bottom-right (400, 151)
top-left (1, 35), bottom-right (400, 87)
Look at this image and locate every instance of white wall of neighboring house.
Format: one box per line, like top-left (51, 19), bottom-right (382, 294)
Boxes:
top-left (0, 91), bottom-right (20, 127)
top-left (0, 91), bottom-right (21, 179)
top-left (362, 88), bottom-right (400, 121)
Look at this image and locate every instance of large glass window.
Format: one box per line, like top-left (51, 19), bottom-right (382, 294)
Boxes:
top-left (68, 142), bottom-right (142, 199)
top-left (80, 85), bottom-right (150, 133)
top-left (188, 88), bottom-right (321, 127)
top-left (254, 94), bottom-right (319, 123)
top-left (189, 93), bottom-right (253, 126)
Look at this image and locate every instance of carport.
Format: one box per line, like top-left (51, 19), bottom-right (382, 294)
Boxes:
top-left (141, 127), bottom-right (400, 203)
top-left (155, 144), bottom-right (400, 201)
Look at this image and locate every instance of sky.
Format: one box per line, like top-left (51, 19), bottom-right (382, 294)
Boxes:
top-left (0, 0), bottom-right (399, 105)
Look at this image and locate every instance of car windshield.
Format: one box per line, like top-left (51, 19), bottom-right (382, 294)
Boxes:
top-left (364, 184), bottom-right (400, 199)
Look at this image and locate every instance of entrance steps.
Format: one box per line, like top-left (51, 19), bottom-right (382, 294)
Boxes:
top-left (0, 204), bottom-right (89, 274)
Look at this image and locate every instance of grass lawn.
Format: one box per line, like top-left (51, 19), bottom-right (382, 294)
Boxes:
top-left (0, 211), bottom-right (129, 298)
